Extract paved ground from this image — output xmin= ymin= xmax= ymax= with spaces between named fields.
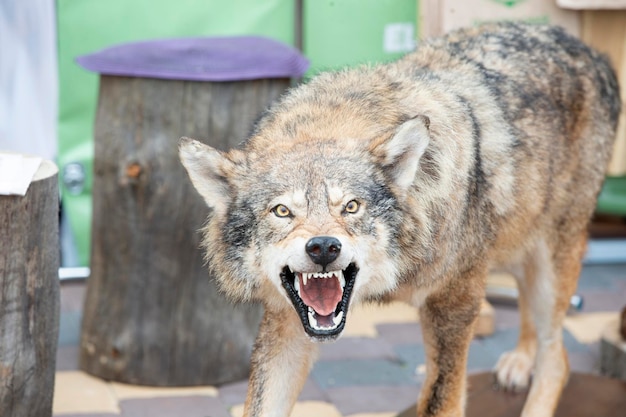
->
xmin=53 ymin=264 xmax=625 ymax=417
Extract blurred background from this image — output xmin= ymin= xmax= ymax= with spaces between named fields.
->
xmin=1 ymin=0 xmax=625 ymax=270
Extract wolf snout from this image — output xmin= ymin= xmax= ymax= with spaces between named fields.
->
xmin=305 ymin=236 xmax=342 ymax=270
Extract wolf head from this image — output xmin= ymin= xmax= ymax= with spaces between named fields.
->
xmin=180 ymin=110 xmax=429 ymax=341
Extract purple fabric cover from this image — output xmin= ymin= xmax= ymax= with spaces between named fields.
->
xmin=76 ymin=36 xmax=309 ymax=81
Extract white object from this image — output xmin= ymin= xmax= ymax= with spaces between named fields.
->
xmin=0 ymin=0 xmax=58 ymax=160
xmin=557 ymin=0 xmax=626 ymax=9
xmin=383 ymin=23 xmax=416 ymax=53
xmin=0 ymin=153 xmax=43 ymax=196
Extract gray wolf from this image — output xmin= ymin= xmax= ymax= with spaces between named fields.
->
xmin=179 ymin=22 xmax=620 ymax=417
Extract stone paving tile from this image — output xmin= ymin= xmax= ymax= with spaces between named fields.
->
xmin=343 ymin=302 xmax=419 ymax=338
xmin=581 ymin=340 xmax=602 ymax=371
xmin=393 ymin=340 xmax=499 ymax=376
xmin=53 ymin=371 xmax=119 ymax=415
xmin=298 ymin=378 xmax=328 ymax=402
xmin=564 ymin=311 xmax=619 ymax=344
xmin=111 ymin=382 xmax=217 ymax=400
xmin=319 ymin=336 xmax=398 ymax=361
xmin=119 ymin=396 xmax=229 ymax=417
xmin=393 ymin=325 xmax=599 ymax=379
xmin=391 ymin=344 xmax=424 ymax=372
xmin=230 ymin=401 xmax=342 ymax=417
xmin=217 ymin=377 xmax=327 ymax=407
xmin=576 ymin=290 xmax=626 ymax=313
xmin=467 ymin=341 xmax=501 ymax=372
xmin=323 ymin=385 xmax=419 ymax=416
xmin=52 ymin=263 xmax=625 ymax=416
xmin=568 ymin=349 xmax=600 ymax=374
xmin=491 ymin=305 xmax=520 ymax=331
xmin=217 ymin=380 xmax=249 ymax=407
xmin=312 ymin=358 xmax=418 ymax=389
xmin=375 ymin=322 xmax=423 ymax=345
xmin=577 ymin=264 xmax=626 ymax=291
xmin=478 ymin=327 xmax=590 ymax=356
xmin=346 ymin=413 xmax=396 ymax=417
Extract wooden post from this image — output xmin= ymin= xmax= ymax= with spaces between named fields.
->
xmin=79 ymin=76 xmax=290 ymax=386
xmin=600 ymin=310 xmax=626 ymax=381
xmin=0 ymin=159 xmax=60 ymax=417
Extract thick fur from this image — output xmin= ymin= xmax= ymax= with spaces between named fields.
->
xmin=180 ymin=22 xmax=620 ymax=417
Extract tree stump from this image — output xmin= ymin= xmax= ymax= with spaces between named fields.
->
xmin=600 ymin=311 xmax=626 ymax=381
xmin=79 ymin=75 xmax=290 ymax=386
xmin=0 ymin=159 xmax=60 ymax=417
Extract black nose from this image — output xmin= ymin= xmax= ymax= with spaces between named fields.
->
xmin=305 ymin=236 xmax=342 ymax=270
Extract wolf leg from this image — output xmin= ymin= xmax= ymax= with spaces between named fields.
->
xmin=417 ymin=269 xmax=485 ymax=417
xmin=522 ymin=231 xmax=587 ymax=417
xmin=243 ymin=307 xmax=318 ymax=417
xmin=494 ymin=262 xmax=537 ymax=391
xmin=516 ymin=234 xmax=585 ymax=417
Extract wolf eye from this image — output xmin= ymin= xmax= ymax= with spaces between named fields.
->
xmin=272 ymin=204 xmax=292 ymax=218
xmin=344 ymin=200 xmax=360 ymax=214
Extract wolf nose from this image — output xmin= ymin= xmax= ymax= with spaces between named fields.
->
xmin=305 ymin=236 xmax=342 ymax=270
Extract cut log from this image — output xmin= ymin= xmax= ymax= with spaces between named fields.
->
xmin=600 ymin=313 xmax=626 ymax=381
xmin=0 ymin=159 xmax=60 ymax=417
xmin=80 ymin=76 xmax=290 ymax=386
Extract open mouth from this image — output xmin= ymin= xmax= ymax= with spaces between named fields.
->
xmin=280 ymin=264 xmax=358 ymax=340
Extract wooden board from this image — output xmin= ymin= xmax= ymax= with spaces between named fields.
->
xmin=420 ymin=0 xmax=580 ymax=38
xmin=581 ymin=10 xmax=626 ymax=176
xmin=558 ymin=0 xmax=626 ymax=9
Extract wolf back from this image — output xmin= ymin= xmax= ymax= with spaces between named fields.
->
xmin=215 ymin=22 xmax=620 ymax=300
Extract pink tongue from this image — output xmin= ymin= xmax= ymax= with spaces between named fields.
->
xmin=299 ymin=274 xmax=343 ymax=316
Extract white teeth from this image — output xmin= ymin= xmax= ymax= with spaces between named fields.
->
xmin=294 ymin=270 xmax=346 ymax=298
xmin=307 ymin=308 xmax=344 ymax=331
xmin=333 ymin=311 xmax=344 ymax=326
xmin=299 ymin=270 xmax=344 ymax=286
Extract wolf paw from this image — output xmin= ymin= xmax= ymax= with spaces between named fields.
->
xmin=494 ymin=349 xmax=534 ymax=391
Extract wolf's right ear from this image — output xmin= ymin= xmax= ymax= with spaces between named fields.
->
xmin=179 ymin=137 xmax=238 ymax=214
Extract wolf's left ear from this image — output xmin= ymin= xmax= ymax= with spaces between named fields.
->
xmin=370 ymin=115 xmax=430 ymax=194
xmin=179 ymin=137 xmax=242 ymax=214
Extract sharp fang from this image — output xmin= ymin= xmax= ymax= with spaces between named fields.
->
xmin=308 ymin=308 xmax=315 ymax=326
xmin=339 ymin=271 xmax=346 ymax=289
xmin=303 ymin=273 xmax=308 ymax=286
xmin=333 ymin=311 xmax=344 ymax=326
xmin=294 ymin=274 xmax=300 ymax=294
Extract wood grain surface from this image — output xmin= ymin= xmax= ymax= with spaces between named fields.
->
xmin=0 ymin=160 xmax=60 ymax=416
xmin=80 ymin=76 xmax=290 ymax=386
